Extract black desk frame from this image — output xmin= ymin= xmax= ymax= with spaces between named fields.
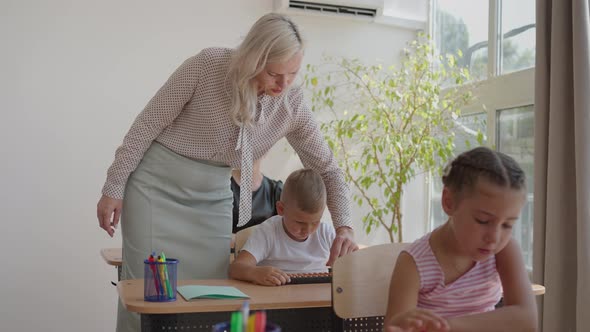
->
xmin=140 ymin=307 xmax=334 ymax=332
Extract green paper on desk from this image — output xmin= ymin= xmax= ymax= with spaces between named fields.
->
xmin=177 ymin=285 xmax=250 ymax=300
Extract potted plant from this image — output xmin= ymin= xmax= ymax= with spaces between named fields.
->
xmin=305 ymin=34 xmax=481 ymax=243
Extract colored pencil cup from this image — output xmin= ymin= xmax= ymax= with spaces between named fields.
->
xmin=143 ymin=258 xmax=178 ymax=302
xmin=211 ymin=322 xmax=280 ymax=332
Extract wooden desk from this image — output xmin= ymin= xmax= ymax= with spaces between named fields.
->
xmin=100 ymin=248 xmax=122 ymax=281
xmin=118 ymin=279 xmax=333 ymax=332
xmin=101 ymin=248 xmax=122 ymax=266
xmin=100 ymin=245 xmax=252 ymax=278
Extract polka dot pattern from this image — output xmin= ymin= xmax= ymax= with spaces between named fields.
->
xmin=102 ymin=47 xmax=352 ymax=229
xmin=236 ymin=123 xmax=253 ymax=228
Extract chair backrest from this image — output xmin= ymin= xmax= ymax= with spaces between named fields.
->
xmin=234 ymin=225 xmax=258 ymax=258
xmin=332 ymin=242 xmax=409 ymax=319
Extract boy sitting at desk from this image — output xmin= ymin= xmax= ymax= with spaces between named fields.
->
xmin=229 ymin=168 xmax=335 ymax=286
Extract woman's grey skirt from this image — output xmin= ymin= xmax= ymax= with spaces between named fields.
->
xmin=116 ymin=142 xmax=232 ymax=332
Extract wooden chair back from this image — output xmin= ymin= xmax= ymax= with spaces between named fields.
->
xmin=234 ymin=225 xmax=258 ymax=258
xmin=332 ymin=242 xmax=409 ymax=319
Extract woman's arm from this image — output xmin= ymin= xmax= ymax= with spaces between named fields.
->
xmin=97 ymin=53 xmax=205 ymax=236
xmin=102 ymin=53 xmax=204 ymax=199
xmin=448 ymin=238 xmax=538 ymax=332
xmin=284 ymin=88 xmax=357 ymax=263
xmin=284 ymin=89 xmax=351 ymax=229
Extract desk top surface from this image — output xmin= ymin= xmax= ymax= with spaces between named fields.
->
xmin=100 ymin=248 xmax=122 ymax=267
xmin=118 ymin=279 xmax=331 ymax=314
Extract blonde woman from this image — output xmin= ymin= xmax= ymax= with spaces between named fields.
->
xmin=96 ymin=13 xmax=358 ymax=332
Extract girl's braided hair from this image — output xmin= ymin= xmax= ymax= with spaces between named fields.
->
xmin=442 ymin=147 xmax=526 ymax=194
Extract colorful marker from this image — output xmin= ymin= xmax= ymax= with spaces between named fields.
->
xmin=247 ymin=314 xmax=256 ymax=332
xmin=231 ymin=311 xmax=243 ymax=332
xmin=157 ymin=255 xmax=168 ymax=297
xmin=161 ymin=252 xmax=173 ymax=298
xmin=148 ymin=254 xmax=160 ymax=296
xmin=241 ymin=300 xmax=250 ymax=329
xmin=258 ymin=311 xmax=266 ymax=332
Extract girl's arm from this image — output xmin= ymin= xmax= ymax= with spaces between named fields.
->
xmin=385 ymin=252 xmax=420 ymax=323
xmin=384 ymin=252 xmax=449 ymax=332
xmin=448 ymin=238 xmax=538 ymax=331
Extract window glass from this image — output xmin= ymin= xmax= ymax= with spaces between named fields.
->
xmin=497 ymin=106 xmax=535 ymax=269
xmin=435 ymin=0 xmax=489 ymax=80
xmin=430 ymin=113 xmax=487 ymax=229
xmin=501 ymin=0 xmax=536 ymax=74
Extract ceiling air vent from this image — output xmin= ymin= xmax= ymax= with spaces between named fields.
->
xmin=273 ymin=0 xmax=426 ymax=30
xmin=286 ymin=0 xmax=378 ymax=18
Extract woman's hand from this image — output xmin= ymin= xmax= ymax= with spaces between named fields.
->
xmin=97 ymin=194 xmax=123 ymax=237
xmin=327 ymin=226 xmax=359 ymax=266
xmin=384 ymin=308 xmax=450 ymax=332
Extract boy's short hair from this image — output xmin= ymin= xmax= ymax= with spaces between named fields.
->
xmin=281 ymin=169 xmax=326 ymax=213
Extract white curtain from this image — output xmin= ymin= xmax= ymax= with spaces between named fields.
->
xmin=533 ymin=0 xmax=590 ymax=331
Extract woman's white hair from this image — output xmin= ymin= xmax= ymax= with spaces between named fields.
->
xmin=227 ymin=13 xmax=305 ymax=126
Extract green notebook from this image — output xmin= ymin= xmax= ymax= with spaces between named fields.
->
xmin=177 ymin=285 xmax=250 ymax=300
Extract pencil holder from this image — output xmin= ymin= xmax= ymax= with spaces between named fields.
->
xmin=143 ymin=258 xmax=178 ymax=302
xmin=211 ymin=322 xmax=280 ymax=332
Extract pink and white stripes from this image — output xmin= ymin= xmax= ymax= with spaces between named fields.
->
xmin=404 ymin=233 xmax=502 ymax=318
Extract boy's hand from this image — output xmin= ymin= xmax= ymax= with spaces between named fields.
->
xmin=327 ymin=226 xmax=359 ymax=266
xmin=252 ymin=266 xmax=291 ymax=286
xmin=385 ymin=309 xmax=450 ymax=332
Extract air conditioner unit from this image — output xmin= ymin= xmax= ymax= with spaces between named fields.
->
xmin=273 ymin=0 xmax=426 ymax=30
xmin=273 ymin=0 xmax=384 ymax=20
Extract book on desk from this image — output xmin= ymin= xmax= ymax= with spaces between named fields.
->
xmin=178 ymin=285 xmax=250 ymax=300
xmin=177 ymin=273 xmax=332 ymax=301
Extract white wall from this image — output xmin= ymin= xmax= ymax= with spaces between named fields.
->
xmin=0 ymin=1 xmax=422 ymax=331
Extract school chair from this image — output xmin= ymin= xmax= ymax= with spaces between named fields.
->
xmin=331 ymin=242 xmax=409 ymax=332
xmin=233 ymin=225 xmax=258 ymax=259
xmin=496 ymin=283 xmax=546 ymax=307
xmin=331 ymin=242 xmax=546 ymax=330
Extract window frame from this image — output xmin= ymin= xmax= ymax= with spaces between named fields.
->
xmin=426 ymin=0 xmax=535 ymax=266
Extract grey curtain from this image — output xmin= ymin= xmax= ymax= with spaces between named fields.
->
xmin=533 ymin=0 xmax=590 ymax=331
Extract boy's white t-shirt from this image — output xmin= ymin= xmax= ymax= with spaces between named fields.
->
xmin=241 ymin=215 xmax=336 ymax=273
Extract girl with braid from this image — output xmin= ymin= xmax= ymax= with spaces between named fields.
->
xmin=384 ymin=147 xmax=537 ymax=332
